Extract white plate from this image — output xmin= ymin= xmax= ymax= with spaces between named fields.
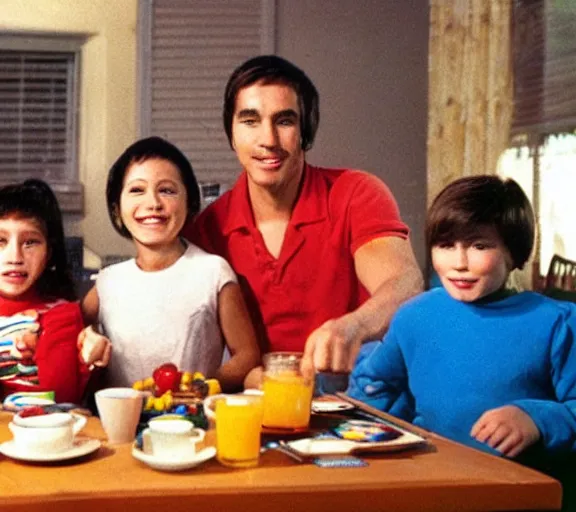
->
xmin=132 ymin=445 xmax=216 ymax=472
xmin=0 ymin=437 xmax=101 ymax=462
xmin=286 ymin=430 xmax=427 ymax=456
xmin=311 ymin=400 xmax=355 ymax=413
xmin=2 ymin=396 xmax=55 ymax=412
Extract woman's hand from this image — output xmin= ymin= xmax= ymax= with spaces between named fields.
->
xmin=470 ymin=405 xmax=540 ymax=457
xmin=77 ymin=325 xmax=111 ymax=368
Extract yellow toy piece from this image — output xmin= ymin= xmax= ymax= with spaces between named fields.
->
xmin=133 ymin=377 xmax=156 ymax=392
xmin=205 ymin=378 xmax=221 ymax=396
xmin=135 ymin=368 xmax=219 ymax=408
xmin=153 ymin=397 xmax=165 ymax=411
xmin=145 ymin=396 xmax=155 ymax=410
xmin=341 ymin=431 xmax=366 ymax=441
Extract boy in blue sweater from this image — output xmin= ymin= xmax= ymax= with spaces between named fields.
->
xmin=349 ymin=176 xmax=576 ymax=464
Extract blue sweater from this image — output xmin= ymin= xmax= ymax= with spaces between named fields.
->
xmin=348 ymin=289 xmax=576 ymax=456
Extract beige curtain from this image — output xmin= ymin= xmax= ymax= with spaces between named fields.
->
xmin=427 ymin=0 xmax=514 ymax=205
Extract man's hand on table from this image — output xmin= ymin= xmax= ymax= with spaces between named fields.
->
xmin=301 ymin=314 xmax=365 ymax=379
xmin=243 ymin=313 xmax=365 ymax=390
xmin=470 ymin=405 xmax=540 ymax=458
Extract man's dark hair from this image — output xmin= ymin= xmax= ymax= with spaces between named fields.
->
xmin=223 ymin=55 xmax=319 ymax=151
xmin=426 ymin=175 xmax=535 ymax=270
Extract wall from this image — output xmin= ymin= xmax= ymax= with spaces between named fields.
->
xmin=276 ymin=0 xmax=429 ymax=267
xmin=1 ymin=0 xmax=138 ymax=261
xmin=2 ymin=0 xmax=429 ymax=269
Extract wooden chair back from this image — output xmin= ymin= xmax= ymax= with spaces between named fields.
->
xmin=545 ymin=254 xmax=576 ymax=291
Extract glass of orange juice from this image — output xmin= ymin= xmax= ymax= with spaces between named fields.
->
xmin=262 ymin=352 xmax=313 ymax=432
xmin=215 ymin=395 xmax=263 ymax=468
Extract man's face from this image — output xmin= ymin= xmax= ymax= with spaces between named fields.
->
xmin=231 ymin=81 xmax=305 ymax=196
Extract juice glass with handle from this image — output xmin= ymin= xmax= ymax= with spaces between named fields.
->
xmin=262 ymin=352 xmax=313 ymax=432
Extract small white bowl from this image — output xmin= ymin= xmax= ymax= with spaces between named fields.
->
xmin=13 ymin=412 xmax=73 ymax=428
xmin=8 ymin=413 xmax=87 ymax=455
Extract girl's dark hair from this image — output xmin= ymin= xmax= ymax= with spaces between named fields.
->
xmin=426 ymin=175 xmax=535 ymax=270
xmin=106 ymin=136 xmax=200 ymax=239
xmin=223 ymin=55 xmax=320 ymax=151
xmin=0 ymin=179 xmax=76 ymax=301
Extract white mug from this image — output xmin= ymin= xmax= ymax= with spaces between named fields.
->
xmin=9 ymin=412 xmax=87 ymax=454
xmin=143 ymin=419 xmax=205 ymax=460
xmin=95 ymin=387 xmax=144 ymax=444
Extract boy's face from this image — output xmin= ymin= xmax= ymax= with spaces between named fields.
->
xmin=432 ymin=227 xmax=512 ymax=302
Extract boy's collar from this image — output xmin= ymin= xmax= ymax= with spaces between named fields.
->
xmin=473 ymin=287 xmax=517 ymax=305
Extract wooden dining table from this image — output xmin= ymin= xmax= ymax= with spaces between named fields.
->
xmin=0 ymin=398 xmax=562 ymax=512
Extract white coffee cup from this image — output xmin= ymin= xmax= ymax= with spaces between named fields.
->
xmin=9 ymin=412 xmax=87 ymax=454
xmin=143 ymin=419 xmax=205 ymax=460
xmin=95 ymin=387 xmax=144 ymax=444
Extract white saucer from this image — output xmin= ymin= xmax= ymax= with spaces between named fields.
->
xmin=132 ymin=445 xmax=216 ymax=472
xmin=311 ymin=399 xmax=355 ymax=413
xmin=0 ymin=437 xmax=101 ymax=462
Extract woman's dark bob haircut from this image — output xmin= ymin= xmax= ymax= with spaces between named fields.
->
xmin=106 ymin=136 xmax=200 ymax=239
xmin=426 ymin=175 xmax=535 ymax=270
xmin=223 ymin=55 xmax=320 ymax=152
xmin=0 ymin=179 xmax=76 ymax=301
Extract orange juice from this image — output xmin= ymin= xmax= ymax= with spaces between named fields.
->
xmin=262 ymin=372 xmax=313 ymax=430
xmin=215 ymin=396 xmax=263 ymax=468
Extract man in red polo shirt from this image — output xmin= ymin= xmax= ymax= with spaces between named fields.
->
xmin=182 ymin=55 xmax=423 ymax=388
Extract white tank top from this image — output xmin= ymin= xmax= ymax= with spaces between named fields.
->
xmin=97 ymin=241 xmax=236 ymax=387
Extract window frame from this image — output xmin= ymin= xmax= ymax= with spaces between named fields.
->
xmin=0 ymin=31 xmax=87 ymax=213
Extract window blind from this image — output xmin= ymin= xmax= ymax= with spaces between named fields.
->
xmin=143 ymin=0 xmax=273 ymax=187
xmin=512 ymin=0 xmax=576 ymax=135
xmin=0 ymin=50 xmax=74 ymax=178
xmin=0 ymin=30 xmax=85 ymax=213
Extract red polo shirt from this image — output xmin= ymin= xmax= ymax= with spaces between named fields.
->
xmin=183 ymin=164 xmax=408 ymax=353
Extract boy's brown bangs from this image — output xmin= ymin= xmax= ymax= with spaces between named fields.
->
xmin=429 ymin=219 xmax=491 ymax=246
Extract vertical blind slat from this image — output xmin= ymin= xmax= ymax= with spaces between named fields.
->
xmin=512 ymin=0 xmax=576 ymax=134
xmin=149 ymin=0 xmax=263 ymax=186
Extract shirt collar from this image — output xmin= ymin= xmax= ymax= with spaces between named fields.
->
xmin=291 ymin=163 xmax=328 ymax=227
xmin=0 ymin=290 xmax=43 ymax=316
xmin=222 ymin=162 xmax=328 ymax=235
xmin=222 ymin=172 xmax=254 ymax=235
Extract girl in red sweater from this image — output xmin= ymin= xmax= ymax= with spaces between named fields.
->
xmin=0 ymin=179 xmax=88 ymax=403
